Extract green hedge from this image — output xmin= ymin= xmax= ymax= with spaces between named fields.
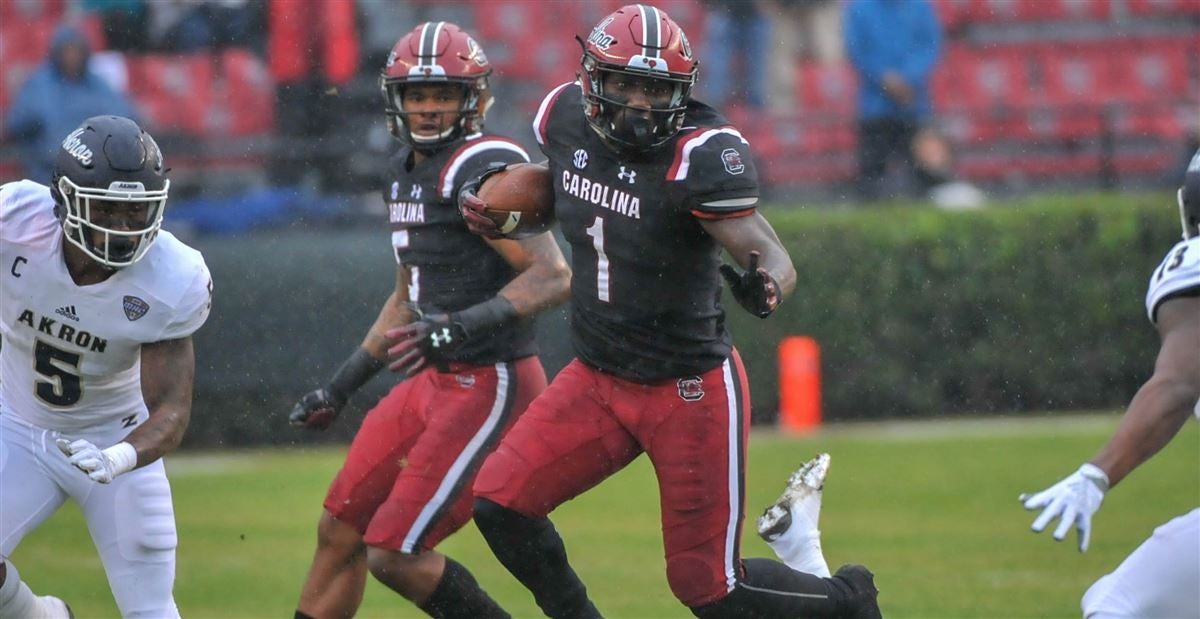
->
xmin=728 ymin=192 xmax=1179 ymax=422
xmin=182 ymin=193 xmax=1180 ymax=447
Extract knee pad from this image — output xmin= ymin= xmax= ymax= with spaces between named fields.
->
xmin=116 ymin=473 xmax=177 ymax=563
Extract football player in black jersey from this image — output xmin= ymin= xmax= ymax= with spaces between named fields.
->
xmin=460 ymin=5 xmax=881 ymax=619
xmin=287 ymin=23 xmax=570 ymax=619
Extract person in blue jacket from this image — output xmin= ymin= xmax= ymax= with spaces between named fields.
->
xmin=5 ymin=25 xmax=139 ymax=183
xmin=843 ymin=0 xmax=941 ymax=202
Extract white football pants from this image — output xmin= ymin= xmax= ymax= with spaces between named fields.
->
xmin=1082 ymin=508 xmax=1200 ymax=619
xmin=0 ymin=413 xmax=181 ymax=618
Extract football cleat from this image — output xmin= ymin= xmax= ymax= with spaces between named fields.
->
xmin=757 ymin=452 xmax=831 ymax=542
xmin=38 ymin=595 xmax=75 ymax=619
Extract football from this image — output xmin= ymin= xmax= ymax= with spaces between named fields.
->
xmin=476 ymin=162 xmax=555 ymax=236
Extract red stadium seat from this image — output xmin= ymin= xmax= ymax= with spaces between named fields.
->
xmin=1108 ymin=39 xmax=1194 ymax=103
xmin=1126 ymin=0 xmax=1200 ymax=16
xmin=126 ymin=54 xmax=214 ymax=136
xmin=934 ymin=45 xmax=1033 ymax=111
xmin=797 ymin=60 xmax=857 ymax=116
xmin=1034 ymin=45 xmax=1115 ymax=107
xmin=218 ymin=49 xmax=274 ymax=136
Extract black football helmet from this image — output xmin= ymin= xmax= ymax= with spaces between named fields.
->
xmin=1179 ymin=148 xmax=1199 ymax=240
xmin=50 ymin=115 xmax=168 ymax=268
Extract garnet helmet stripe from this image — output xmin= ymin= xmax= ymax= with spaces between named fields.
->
xmin=639 ymin=4 xmax=661 ymax=56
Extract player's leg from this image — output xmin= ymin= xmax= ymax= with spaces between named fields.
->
xmin=473 ymin=359 xmax=640 ymax=619
xmin=0 ymin=416 xmax=73 ymax=618
xmin=0 ymin=558 xmax=74 ymax=619
xmin=79 ymin=459 xmax=180 ymax=618
xmin=295 ymin=378 xmax=424 ymax=619
xmin=363 ymin=358 xmax=546 ymax=618
xmin=639 ymin=353 xmax=878 ymax=618
xmin=1081 ymin=508 xmax=1199 ymax=619
xmin=757 ymin=453 xmax=832 ymax=577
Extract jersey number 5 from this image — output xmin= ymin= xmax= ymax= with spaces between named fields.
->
xmin=34 ymin=339 xmax=83 ymax=406
xmin=586 ymin=216 xmax=611 ymax=303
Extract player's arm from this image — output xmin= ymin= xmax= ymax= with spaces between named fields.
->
xmin=57 ymin=336 xmax=196 ymax=483
xmin=386 ymin=232 xmax=570 ymax=373
xmin=701 ymin=212 xmax=797 ymax=318
xmin=289 ymin=266 xmax=415 ymax=430
xmin=1090 ymin=295 xmax=1200 ymax=487
xmin=1021 ymin=293 xmax=1200 ymax=551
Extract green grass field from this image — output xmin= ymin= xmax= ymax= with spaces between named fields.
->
xmin=13 ymin=414 xmax=1198 ymax=618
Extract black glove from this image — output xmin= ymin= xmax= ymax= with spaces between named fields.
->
xmin=288 ymin=388 xmax=346 ymax=430
xmin=719 ymin=251 xmax=781 ymax=319
xmin=289 ymin=348 xmax=383 ymax=430
xmin=387 ymin=310 xmax=467 ymax=375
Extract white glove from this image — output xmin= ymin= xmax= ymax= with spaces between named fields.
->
xmin=1020 ymin=463 xmax=1109 ymax=552
xmin=56 ymin=438 xmax=137 ymax=484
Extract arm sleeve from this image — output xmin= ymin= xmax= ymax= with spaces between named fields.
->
xmin=440 ymin=138 xmax=530 ymax=201
xmin=843 ymin=2 xmax=884 ymax=86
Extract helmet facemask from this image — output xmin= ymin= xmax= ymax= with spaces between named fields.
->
xmin=579 ymin=43 xmax=695 ymax=154
xmin=56 ymin=175 xmax=167 ymax=268
xmin=381 ymin=75 xmax=491 ymax=152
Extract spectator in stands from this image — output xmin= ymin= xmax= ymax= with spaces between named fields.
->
xmin=148 ymin=0 xmax=263 ymax=54
xmin=697 ymin=0 xmax=768 ymax=110
xmin=4 ymin=24 xmax=139 ymax=183
xmin=844 ymin=0 xmax=942 ymax=202
xmin=265 ymin=0 xmax=359 ymax=191
xmin=762 ymin=0 xmax=843 ymax=115
xmin=81 ymin=0 xmax=150 ymax=52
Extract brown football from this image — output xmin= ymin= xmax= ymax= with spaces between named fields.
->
xmin=476 ymin=162 xmax=555 ymax=237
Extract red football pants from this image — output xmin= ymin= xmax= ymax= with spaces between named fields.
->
xmin=474 ymin=352 xmax=752 ymax=606
xmin=325 ymin=356 xmax=545 ymax=553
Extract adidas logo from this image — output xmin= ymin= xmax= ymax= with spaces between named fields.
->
xmin=55 ymin=305 xmax=80 ymax=322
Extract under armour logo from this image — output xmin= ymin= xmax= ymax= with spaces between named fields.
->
xmin=410 ymin=184 xmax=422 ymax=200
xmin=430 ymin=328 xmax=454 ymax=347
xmin=574 ymin=149 xmax=589 ymax=169
xmin=618 ymin=166 xmax=636 ymax=184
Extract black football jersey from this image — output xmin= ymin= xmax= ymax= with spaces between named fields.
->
xmin=533 ymin=83 xmax=760 ymax=381
xmin=384 ymin=134 xmax=534 ymax=364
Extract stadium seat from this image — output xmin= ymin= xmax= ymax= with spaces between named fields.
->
xmin=1126 ymin=0 xmax=1200 ymax=16
xmin=797 ymin=60 xmax=857 ymax=116
xmin=934 ymin=45 xmax=1032 ymax=111
xmin=126 ymin=54 xmax=215 ymax=136
xmin=1108 ymin=39 xmax=1194 ymax=103
xmin=219 ymin=49 xmax=275 ymax=136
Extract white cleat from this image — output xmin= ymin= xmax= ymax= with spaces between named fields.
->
xmin=757 ymin=452 xmax=831 ymax=542
xmin=38 ymin=595 xmax=74 ymax=619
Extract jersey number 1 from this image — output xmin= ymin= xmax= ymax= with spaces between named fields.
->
xmin=34 ymin=339 xmax=83 ymax=406
xmin=586 ymin=217 xmax=611 ymax=303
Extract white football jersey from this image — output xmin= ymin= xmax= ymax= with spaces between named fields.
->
xmin=1144 ymin=235 xmax=1200 ymax=418
xmin=1145 ymin=237 xmax=1200 ymax=324
xmin=0 ymin=180 xmax=212 ymax=436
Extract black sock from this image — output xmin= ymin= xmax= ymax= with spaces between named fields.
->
xmin=690 ymin=559 xmax=842 ymax=619
xmin=294 ymin=612 xmax=316 ymax=619
xmin=419 ymin=557 xmax=510 ymax=619
xmin=473 ymin=498 xmax=602 ymax=619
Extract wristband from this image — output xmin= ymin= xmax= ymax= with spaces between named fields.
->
xmin=102 ymin=442 xmax=139 ymax=478
xmin=451 ymin=296 xmax=519 ymax=339
xmin=328 ymin=348 xmax=386 ymax=401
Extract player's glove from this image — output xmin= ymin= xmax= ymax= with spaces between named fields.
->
xmin=386 ymin=312 xmax=466 ymax=374
xmin=1020 ymin=463 xmax=1109 ymax=552
xmin=56 ymin=438 xmax=137 ymax=484
xmin=457 ymin=162 xmax=509 ymax=239
xmin=289 ymin=348 xmax=384 ymax=430
xmin=288 ymin=388 xmax=346 ymax=431
xmin=719 ymin=251 xmax=781 ymax=319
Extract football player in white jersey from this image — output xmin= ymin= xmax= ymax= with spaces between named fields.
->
xmin=0 ymin=116 xmax=212 ymax=618
xmin=1020 ymin=149 xmax=1200 ymax=618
